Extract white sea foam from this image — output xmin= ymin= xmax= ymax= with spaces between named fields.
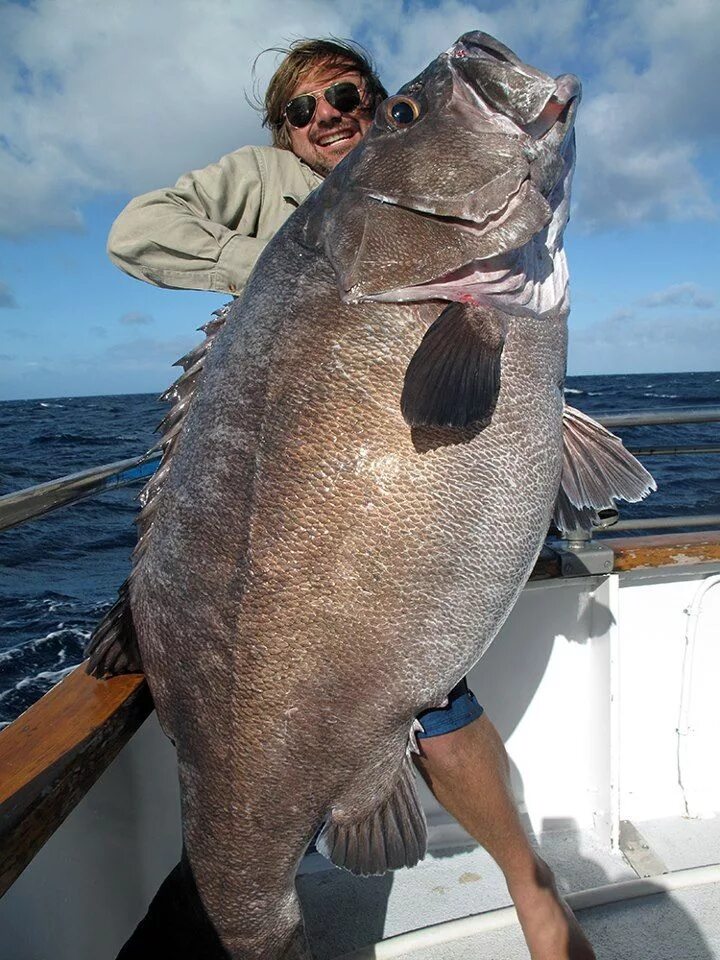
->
xmin=0 ymin=663 xmax=79 ymax=703
xmin=41 ymin=597 xmax=77 ymax=613
xmin=15 ymin=665 xmax=77 ymax=691
xmin=0 ymin=626 xmax=90 ymax=664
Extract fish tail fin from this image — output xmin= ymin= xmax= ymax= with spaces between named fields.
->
xmin=316 ymin=756 xmax=427 ymax=876
xmin=85 ymin=580 xmax=143 ymax=678
xmin=555 ymin=404 xmax=656 ymax=533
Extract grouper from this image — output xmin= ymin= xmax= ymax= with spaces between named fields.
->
xmin=87 ymin=31 xmax=655 ymax=959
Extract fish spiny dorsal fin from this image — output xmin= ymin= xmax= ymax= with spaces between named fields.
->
xmin=553 ymin=404 xmax=657 ymax=534
xmin=85 ymin=302 xmax=233 ymax=679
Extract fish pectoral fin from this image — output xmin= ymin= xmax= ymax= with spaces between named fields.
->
xmin=555 ymin=404 xmax=657 ymax=533
xmin=85 ymin=580 xmax=144 ymax=678
xmin=401 ymin=302 xmax=505 ymax=428
xmin=316 ymin=757 xmax=427 ymax=876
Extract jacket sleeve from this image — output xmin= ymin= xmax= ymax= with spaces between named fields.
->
xmin=107 ymin=147 xmax=269 ymax=295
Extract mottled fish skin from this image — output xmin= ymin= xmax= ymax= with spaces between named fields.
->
xmin=130 ymin=32 xmax=580 ymax=959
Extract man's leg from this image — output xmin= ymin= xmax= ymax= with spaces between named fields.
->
xmin=413 ymin=703 xmax=596 ymax=960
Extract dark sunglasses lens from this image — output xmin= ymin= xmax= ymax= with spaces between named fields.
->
xmin=285 ymin=83 xmax=362 ymax=128
xmin=326 ymin=82 xmax=362 ymax=113
xmin=286 ymin=95 xmax=316 ymax=128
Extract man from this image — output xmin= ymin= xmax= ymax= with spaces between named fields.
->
xmin=109 ymin=39 xmax=595 ymax=960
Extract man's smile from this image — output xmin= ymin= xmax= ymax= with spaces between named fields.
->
xmin=315 ymin=128 xmax=359 ymax=147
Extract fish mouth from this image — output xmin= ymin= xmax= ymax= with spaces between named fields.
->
xmin=335 ymin=32 xmax=579 ymax=310
xmin=449 ymin=31 xmax=582 ymax=136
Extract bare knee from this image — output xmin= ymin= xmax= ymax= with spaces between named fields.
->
xmin=413 ymin=714 xmax=510 ymax=781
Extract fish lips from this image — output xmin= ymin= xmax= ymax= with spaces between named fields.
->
xmin=449 ymin=34 xmax=582 ymax=191
xmin=450 ymin=32 xmax=581 ymax=131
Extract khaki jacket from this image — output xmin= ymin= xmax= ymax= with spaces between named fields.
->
xmin=107 ymin=146 xmax=323 ymax=295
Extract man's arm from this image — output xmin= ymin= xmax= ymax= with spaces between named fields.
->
xmin=107 ymin=146 xmax=270 ymax=296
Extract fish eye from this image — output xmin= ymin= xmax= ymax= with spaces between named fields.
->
xmin=385 ymin=96 xmax=421 ymax=126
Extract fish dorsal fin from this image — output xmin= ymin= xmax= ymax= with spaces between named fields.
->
xmin=554 ymin=404 xmax=656 ymax=533
xmin=316 ymin=756 xmax=427 ymax=876
xmin=401 ymin=301 xmax=505 ymax=429
xmin=85 ymin=303 xmax=233 ymax=678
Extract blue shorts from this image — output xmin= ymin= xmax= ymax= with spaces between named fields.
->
xmin=416 ymin=678 xmax=484 ymax=738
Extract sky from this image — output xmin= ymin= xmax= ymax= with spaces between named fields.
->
xmin=0 ymin=0 xmax=718 ymax=401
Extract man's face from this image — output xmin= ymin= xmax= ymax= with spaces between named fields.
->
xmin=286 ymin=62 xmax=374 ymax=176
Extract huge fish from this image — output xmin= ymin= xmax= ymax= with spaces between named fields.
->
xmin=88 ymin=31 xmax=654 ymax=960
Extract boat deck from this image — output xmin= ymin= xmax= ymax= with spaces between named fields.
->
xmin=298 ymin=817 xmax=720 ymax=958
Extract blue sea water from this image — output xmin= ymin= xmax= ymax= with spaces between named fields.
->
xmin=1 ymin=372 xmax=720 ymax=727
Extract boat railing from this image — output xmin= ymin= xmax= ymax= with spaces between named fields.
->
xmin=2 ymin=405 xmax=720 ymax=534
xmin=1 ymin=405 xmax=720 ymax=897
xmin=0 ymin=452 xmax=161 ymax=533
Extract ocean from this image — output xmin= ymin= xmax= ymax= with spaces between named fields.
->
xmin=1 ymin=371 xmax=720 ymax=727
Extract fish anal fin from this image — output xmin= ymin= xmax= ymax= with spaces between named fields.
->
xmin=555 ymin=404 xmax=657 ymax=533
xmin=316 ymin=757 xmax=427 ymax=876
xmin=85 ymin=581 xmax=143 ymax=678
xmin=401 ymin=302 xmax=505 ymax=429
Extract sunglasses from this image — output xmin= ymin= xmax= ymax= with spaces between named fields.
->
xmin=284 ymin=81 xmax=364 ymax=129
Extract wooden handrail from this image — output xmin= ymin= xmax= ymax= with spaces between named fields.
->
xmin=603 ymin=530 xmax=720 ymax=572
xmin=0 ymin=666 xmax=151 ymax=896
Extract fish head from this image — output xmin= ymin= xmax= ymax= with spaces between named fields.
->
xmin=307 ymin=31 xmax=581 ymax=310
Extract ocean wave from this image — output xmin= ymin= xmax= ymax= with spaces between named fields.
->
xmin=30 ymin=433 xmax=131 ymax=447
xmin=0 ymin=626 xmax=90 ymax=665
xmin=643 ymin=392 xmax=679 ymax=399
xmin=0 ymin=664 xmax=77 ymax=704
xmin=564 ymin=388 xmax=584 ymax=395
xmin=1 ymin=592 xmax=76 ymax=620
xmin=40 ymin=597 xmax=78 ymax=614
xmin=39 ymin=402 xmax=65 ymax=409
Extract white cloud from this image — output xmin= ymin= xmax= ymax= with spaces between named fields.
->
xmin=572 ymin=0 xmax=720 ymax=229
xmin=119 ymin=311 xmax=154 ymax=326
xmin=570 ymin=277 xmax=720 ymax=373
xmin=105 ymin=335 xmax=197 ymax=370
xmin=637 ymin=282 xmax=715 ymax=310
xmin=0 ymin=332 xmax=199 ymax=401
xmin=569 ymin=307 xmax=720 ymax=374
xmin=0 ymin=0 xmax=717 ymax=237
xmin=607 ymin=307 xmax=635 ymax=323
xmin=0 ymin=0 xmax=352 ymax=236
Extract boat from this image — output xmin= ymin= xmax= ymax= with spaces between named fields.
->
xmin=1 ymin=406 xmax=719 ymax=959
